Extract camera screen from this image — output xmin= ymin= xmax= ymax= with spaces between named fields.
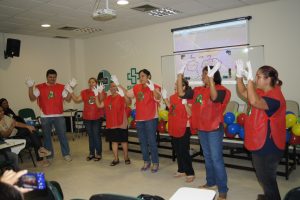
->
xmin=20 ymin=172 xmax=46 ymax=190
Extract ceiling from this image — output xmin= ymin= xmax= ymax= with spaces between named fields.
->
xmin=0 ymin=0 xmax=277 ymax=39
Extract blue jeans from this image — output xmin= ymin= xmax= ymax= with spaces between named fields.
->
xmin=198 ymin=126 xmax=228 ymax=194
xmin=136 ymin=118 xmax=159 ymax=164
xmin=41 ymin=117 xmax=70 ymax=157
xmin=84 ymin=119 xmax=102 ymax=156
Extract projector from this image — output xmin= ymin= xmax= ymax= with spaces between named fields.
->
xmin=92 ymin=8 xmax=116 ymax=21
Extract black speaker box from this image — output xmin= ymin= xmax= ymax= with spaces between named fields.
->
xmin=4 ymin=38 xmax=21 ymax=59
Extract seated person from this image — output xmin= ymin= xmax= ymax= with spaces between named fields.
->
xmin=0 ymin=106 xmax=51 ymax=167
xmin=0 ymin=98 xmax=24 ymax=123
xmin=0 ymin=146 xmax=19 ymax=171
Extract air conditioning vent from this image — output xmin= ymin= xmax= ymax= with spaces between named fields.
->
xmin=131 ymin=4 xmax=159 ymax=12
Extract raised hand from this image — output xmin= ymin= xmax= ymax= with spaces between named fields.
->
xmin=146 ymin=80 xmax=155 ymax=91
xmin=245 ymin=61 xmax=254 ymax=81
xmin=64 ymin=84 xmax=73 ymax=93
xmin=207 ymin=61 xmax=221 ymax=78
xmin=25 ymin=78 xmax=35 ymax=87
xmin=116 ymin=87 xmax=124 ymax=97
xmin=68 ymin=78 xmax=77 ymax=88
xmin=235 ymin=59 xmax=244 ymax=78
xmin=161 ymin=88 xmax=167 ymax=99
xmin=111 ymin=75 xmax=119 ymax=86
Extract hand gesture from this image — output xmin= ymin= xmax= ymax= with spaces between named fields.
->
xmin=92 ymin=86 xmax=99 ymax=96
xmin=182 ymin=99 xmax=187 ymax=105
xmin=146 ymin=80 xmax=155 ymax=91
xmin=0 ymin=170 xmax=33 ymax=193
xmin=235 ymin=59 xmax=244 ymax=78
xmin=64 ymin=84 xmax=73 ymax=93
xmin=111 ymin=75 xmax=119 ymax=86
xmin=161 ymin=88 xmax=167 ymax=99
xmin=207 ymin=61 xmax=221 ymax=78
xmin=25 ymin=78 xmax=35 ymax=87
xmin=244 ymin=61 xmax=254 ymax=81
xmin=116 ymin=87 xmax=124 ymax=97
xmin=68 ymin=78 xmax=77 ymax=88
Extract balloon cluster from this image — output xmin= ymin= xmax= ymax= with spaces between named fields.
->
xmin=223 ymin=112 xmax=247 ymax=139
xmin=157 ymin=109 xmax=169 ymax=133
xmin=286 ymin=111 xmax=300 ymax=145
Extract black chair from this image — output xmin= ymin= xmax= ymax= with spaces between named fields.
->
xmin=74 ymin=110 xmax=86 ymax=139
xmin=284 ymin=187 xmax=300 ymax=200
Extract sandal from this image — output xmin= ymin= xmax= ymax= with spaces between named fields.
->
xmin=140 ymin=162 xmax=151 ymax=171
xmin=110 ymin=159 xmax=120 ymax=166
xmin=94 ymin=155 xmax=102 ymax=161
xmin=173 ymin=172 xmax=186 ymax=178
xmin=125 ymin=159 xmax=131 ymax=165
xmin=151 ymin=163 xmax=159 ymax=173
xmin=185 ymin=175 xmax=195 ymax=183
xmin=86 ymin=155 xmax=95 ymax=161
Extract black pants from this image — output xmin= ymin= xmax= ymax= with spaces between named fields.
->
xmin=252 ymin=152 xmax=283 ymax=200
xmin=172 ymin=128 xmax=194 ymax=176
xmin=15 ymin=128 xmax=43 ymax=161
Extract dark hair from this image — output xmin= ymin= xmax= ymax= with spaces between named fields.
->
xmin=258 ymin=65 xmax=282 ymax=87
xmin=0 ymin=98 xmax=7 ymax=106
xmin=46 ymin=69 xmax=57 ymax=77
xmin=203 ymin=66 xmax=222 ymax=85
xmin=0 ymin=182 xmax=24 ymax=200
xmin=88 ymin=77 xmax=97 ymax=83
xmin=138 ymin=69 xmax=151 ymax=79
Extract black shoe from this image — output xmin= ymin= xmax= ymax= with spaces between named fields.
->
xmin=257 ymin=194 xmax=267 ymax=200
xmin=110 ymin=159 xmax=119 ymax=166
xmin=125 ymin=159 xmax=131 ymax=165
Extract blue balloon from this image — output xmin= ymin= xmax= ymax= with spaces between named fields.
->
xmin=131 ymin=109 xmax=136 ymax=119
xmin=286 ymin=129 xmax=291 ymax=143
xmin=238 ymin=127 xmax=245 ymax=139
xmin=227 ymin=123 xmax=240 ymax=135
xmin=224 ymin=112 xmax=235 ymax=125
xmin=286 ymin=111 xmax=295 ymax=115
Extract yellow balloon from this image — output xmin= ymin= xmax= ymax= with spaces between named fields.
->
xmin=165 ymin=122 xmax=168 ymax=132
xmin=159 ymin=110 xmax=169 ymax=121
xmin=292 ymin=123 xmax=300 ymax=136
xmin=286 ymin=114 xmax=297 ymax=128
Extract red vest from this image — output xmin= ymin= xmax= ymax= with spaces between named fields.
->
xmin=168 ymin=93 xmax=190 ymax=137
xmin=244 ymin=86 xmax=286 ymax=151
xmin=191 ymin=85 xmax=231 ymax=131
xmin=133 ymin=84 xmax=161 ymax=121
xmin=81 ymin=89 xmax=101 ymax=120
xmin=36 ymin=83 xmax=64 ymax=115
xmin=104 ymin=95 xmax=126 ymax=128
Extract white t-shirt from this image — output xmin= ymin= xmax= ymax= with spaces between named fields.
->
xmin=0 ymin=115 xmax=18 ymax=137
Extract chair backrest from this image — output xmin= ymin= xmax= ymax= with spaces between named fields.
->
xmin=225 ymin=101 xmax=239 ymax=113
xmin=286 ymin=100 xmax=299 ymax=116
xmin=18 ymin=108 xmax=37 ymax=120
xmin=90 ymin=194 xmax=139 ymax=200
xmin=284 ymin=187 xmax=300 ymax=200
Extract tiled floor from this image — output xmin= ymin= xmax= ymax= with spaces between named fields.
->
xmin=20 ymin=133 xmax=300 ymax=200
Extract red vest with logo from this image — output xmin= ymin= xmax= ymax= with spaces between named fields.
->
xmin=244 ymin=86 xmax=286 ymax=151
xmin=104 ymin=95 xmax=126 ymax=128
xmin=191 ymin=85 xmax=231 ymax=131
xmin=133 ymin=84 xmax=161 ymax=121
xmin=36 ymin=83 xmax=65 ymax=115
xmin=168 ymin=93 xmax=191 ymax=137
xmin=81 ymin=89 xmax=101 ymax=120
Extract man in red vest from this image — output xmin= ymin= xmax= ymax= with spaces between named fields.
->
xmin=26 ymin=69 xmax=74 ymax=163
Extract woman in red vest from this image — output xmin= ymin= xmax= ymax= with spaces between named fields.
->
xmin=178 ymin=61 xmax=231 ymax=200
xmin=95 ymin=79 xmax=131 ymax=166
xmin=115 ymin=69 xmax=161 ymax=172
xmin=162 ymin=77 xmax=195 ymax=183
xmin=67 ymin=77 xmax=103 ymax=161
xmin=236 ymin=60 xmax=286 ymax=200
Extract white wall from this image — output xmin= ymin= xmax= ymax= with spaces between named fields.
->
xmin=1 ymin=0 xmax=299 ymax=114
xmin=0 ymin=34 xmax=77 ymax=114
xmin=84 ymin=0 xmax=300 ymax=108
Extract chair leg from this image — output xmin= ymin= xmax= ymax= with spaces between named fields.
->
xmin=28 ymin=148 xmax=36 ymax=167
xmin=18 ymin=154 xmax=24 ymax=163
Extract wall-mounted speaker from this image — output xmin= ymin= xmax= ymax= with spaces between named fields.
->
xmin=4 ymin=38 xmax=21 ymax=59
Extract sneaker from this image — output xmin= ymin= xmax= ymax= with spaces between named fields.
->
xmin=64 ymin=155 xmax=72 ymax=162
xmin=198 ymin=184 xmax=217 ymax=190
xmin=173 ymin=172 xmax=186 ymax=178
xmin=217 ymin=193 xmax=227 ymax=200
xmin=38 ymin=147 xmax=52 ymax=158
